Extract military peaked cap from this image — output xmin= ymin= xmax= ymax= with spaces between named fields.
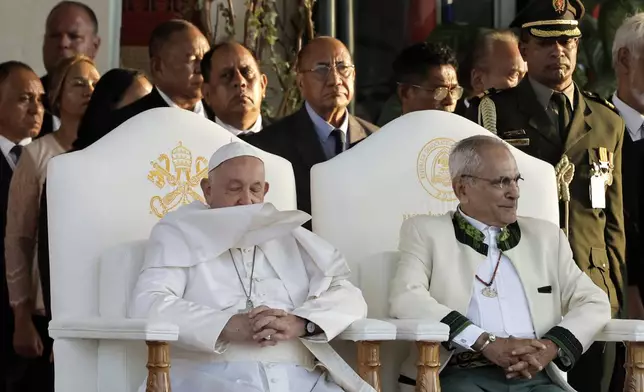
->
xmin=510 ymin=0 xmax=585 ymax=39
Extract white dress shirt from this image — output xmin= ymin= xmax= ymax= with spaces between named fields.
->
xmin=612 ymin=93 xmax=644 ymax=141
xmin=453 ymin=211 xmax=536 ymax=350
xmin=0 ymin=135 xmax=31 ymax=170
xmin=157 ymin=87 xmax=207 ymax=118
xmin=215 ymin=115 xmax=263 ymax=136
xmin=52 ymin=115 xmax=61 ymax=132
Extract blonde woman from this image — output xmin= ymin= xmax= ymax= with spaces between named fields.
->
xmin=5 ymin=55 xmax=99 ymax=368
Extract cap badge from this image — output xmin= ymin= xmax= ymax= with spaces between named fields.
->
xmin=553 ymin=0 xmax=566 ymax=14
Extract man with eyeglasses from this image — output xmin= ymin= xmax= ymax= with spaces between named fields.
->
xmin=377 ymin=42 xmax=462 ymax=126
xmin=243 ymin=36 xmax=378 ymax=226
xmin=466 ymin=1 xmax=626 ymax=391
xmin=390 ymin=135 xmax=610 ymax=392
xmin=395 ymin=42 xmax=462 ymax=114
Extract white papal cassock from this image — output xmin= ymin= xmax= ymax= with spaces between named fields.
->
xmin=129 ymin=201 xmax=372 ymax=392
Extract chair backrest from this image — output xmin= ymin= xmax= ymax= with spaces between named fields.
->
xmin=47 ymin=108 xmax=297 ymax=392
xmin=311 ymin=110 xmax=559 ymax=391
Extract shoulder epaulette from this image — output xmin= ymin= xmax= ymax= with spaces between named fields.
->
xmin=582 ymin=90 xmax=618 ymax=113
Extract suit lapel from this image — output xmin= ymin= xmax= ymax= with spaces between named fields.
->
xmin=292 ymin=106 xmax=328 ymax=169
xmin=260 ymin=237 xmax=308 ymax=306
xmin=0 ymin=153 xmax=12 ymax=185
xmin=516 ymin=79 xmax=562 ymax=149
xmin=453 ymin=245 xmax=486 ymax=314
xmin=149 ymin=88 xmax=171 ymax=108
xmin=348 ymin=115 xmax=367 ymax=144
xmin=203 ymin=99 xmax=215 ymax=121
xmin=563 ymin=88 xmax=592 ymax=154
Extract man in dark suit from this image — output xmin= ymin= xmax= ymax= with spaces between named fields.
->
xmin=0 ymin=61 xmax=46 ymax=392
xmin=106 ymin=20 xmax=211 ymax=134
xmin=466 ymin=1 xmax=625 ymax=391
xmin=611 ymin=12 xmax=644 ymax=320
xmin=394 ymin=42 xmax=462 ymax=115
xmin=39 ymin=1 xmax=101 ymax=138
xmin=243 ymin=37 xmax=378 ymax=222
xmin=200 ymin=42 xmax=269 ymax=135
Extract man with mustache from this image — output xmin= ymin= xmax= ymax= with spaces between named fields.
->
xmin=200 ymin=42 xmax=269 ymax=135
xmin=242 ymin=37 xmax=378 ymax=226
xmin=466 ymin=1 xmax=626 ymax=391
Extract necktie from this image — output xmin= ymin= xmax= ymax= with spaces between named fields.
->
xmin=10 ymin=144 xmax=23 ymax=165
xmin=550 ymin=92 xmax=570 ymax=141
xmin=330 ymin=129 xmax=345 ymax=157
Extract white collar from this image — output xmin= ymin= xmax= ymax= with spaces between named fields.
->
xmin=458 ymin=207 xmax=501 ymax=237
xmin=612 ymin=93 xmax=644 ymax=141
xmin=156 ymin=87 xmax=206 ymax=118
xmin=215 ymin=115 xmax=263 ymax=136
xmin=0 ymin=134 xmax=31 ymax=169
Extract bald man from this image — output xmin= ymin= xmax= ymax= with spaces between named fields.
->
xmin=39 ymin=1 xmax=101 ymax=137
xmin=200 ymin=42 xmax=269 ymax=135
xmin=242 ymin=37 xmax=378 ymax=223
xmin=105 ymin=19 xmax=211 ymax=137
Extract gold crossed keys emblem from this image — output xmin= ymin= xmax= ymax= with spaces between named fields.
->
xmin=147 ymin=142 xmax=208 ymax=218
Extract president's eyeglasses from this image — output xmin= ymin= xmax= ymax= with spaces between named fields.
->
xmin=461 ymin=174 xmax=524 ymax=190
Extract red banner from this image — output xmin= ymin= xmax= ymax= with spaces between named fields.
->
xmin=121 ymin=0 xmax=183 ymax=46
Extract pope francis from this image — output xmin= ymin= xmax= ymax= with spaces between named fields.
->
xmin=389 ymin=135 xmax=611 ymax=392
xmin=129 ymin=142 xmax=371 ymax=392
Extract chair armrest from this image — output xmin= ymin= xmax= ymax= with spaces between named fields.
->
xmin=336 ymin=318 xmax=397 ymax=341
xmin=49 ymin=317 xmax=179 ymax=341
xmin=595 ymin=319 xmax=644 ymax=342
xmin=386 ymin=318 xmax=449 ymax=341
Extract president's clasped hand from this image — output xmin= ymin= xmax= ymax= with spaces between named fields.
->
xmin=479 ymin=336 xmax=558 ymax=380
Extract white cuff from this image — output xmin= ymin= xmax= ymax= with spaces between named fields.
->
xmin=453 ymin=324 xmax=486 ymax=350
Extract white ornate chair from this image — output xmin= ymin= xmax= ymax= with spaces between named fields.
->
xmin=310 ymin=110 xmax=644 ymax=392
xmin=46 ymin=108 xmax=395 ymax=392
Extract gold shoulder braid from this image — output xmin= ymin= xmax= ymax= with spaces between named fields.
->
xmin=478 ymin=96 xmax=498 ymax=135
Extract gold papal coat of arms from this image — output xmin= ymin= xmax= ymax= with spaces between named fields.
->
xmin=147 ymin=142 xmax=208 ymax=218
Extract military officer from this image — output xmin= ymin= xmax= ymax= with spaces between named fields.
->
xmin=466 ymin=1 xmax=626 ymax=391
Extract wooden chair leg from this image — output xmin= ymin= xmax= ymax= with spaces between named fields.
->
xmin=624 ymin=341 xmax=644 ymax=392
xmin=146 ymin=341 xmax=171 ymax=392
xmin=357 ymin=341 xmax=382 ymax=392
xmin=416 ymin=341 xmax=441 ymax=392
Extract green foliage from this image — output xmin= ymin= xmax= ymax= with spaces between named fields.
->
xmin=574 ymin=0 xmax=644 ymax=97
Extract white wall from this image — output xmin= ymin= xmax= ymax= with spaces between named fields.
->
xmin=0 ymin=0 xmax=120 ymax=76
